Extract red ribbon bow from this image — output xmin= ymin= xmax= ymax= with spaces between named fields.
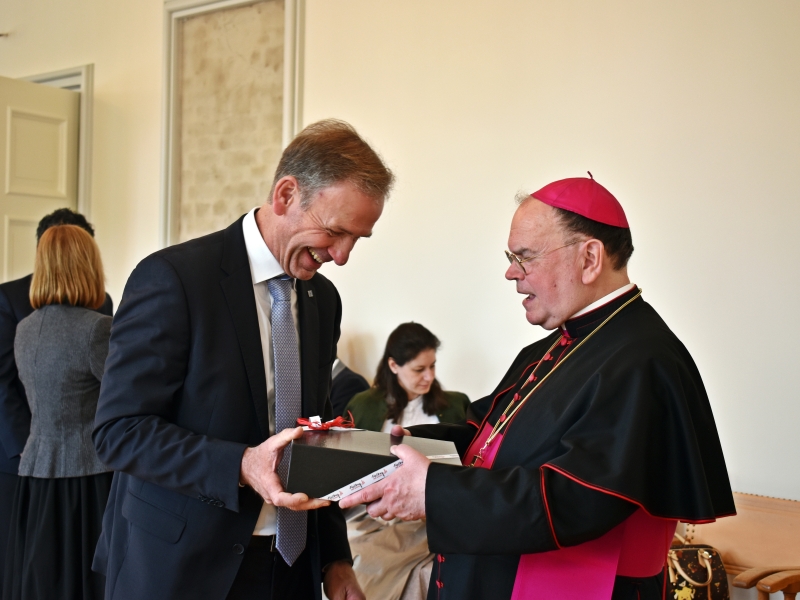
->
xmin=296 ymin=413 xmax=356 ymax=430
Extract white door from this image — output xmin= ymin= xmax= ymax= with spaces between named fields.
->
xmin=0 ymin=76 xmax=79 ymax=282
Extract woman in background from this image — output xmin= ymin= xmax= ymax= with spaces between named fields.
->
xmin=346 ymin=322 xmax=469 ymax=432
xmin=3 ymin=225 xmax=112 ymax=600
xmin=344 ymin=322 xmax=469 ymax=600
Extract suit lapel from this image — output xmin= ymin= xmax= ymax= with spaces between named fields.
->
xmin=219 ymin=218 xmax=270 ymax=440
xmin=296 ymin=278 xmax=319 ymax=419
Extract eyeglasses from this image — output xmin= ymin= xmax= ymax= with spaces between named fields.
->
xmin=504 ymin=241 xmax=580 ymax=274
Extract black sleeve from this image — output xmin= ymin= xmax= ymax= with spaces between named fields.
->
xmin=318 ymin=502 xmax=352 ymax=569
xmin=408 ymin=422 xmax=477 ymax=457
xmin=330 ymin=374 xmax=370 ymax=417
xmin=425 ymin=463 xmax=636 ymax=555
xmin=99 ymin=293 xmax=114 ymax=316
xmin=0 ymin=288 xmax=30 ymax=460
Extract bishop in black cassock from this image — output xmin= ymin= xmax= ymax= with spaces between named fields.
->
xmin=340 ymin=175 xmax=734 ymax=600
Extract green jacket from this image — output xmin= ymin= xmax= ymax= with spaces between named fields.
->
xmin=345 ymin=387 xmax=471 ymax=432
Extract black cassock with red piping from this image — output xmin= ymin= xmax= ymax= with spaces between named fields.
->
xmin=409 ymin=287 xmax=735 ymax=600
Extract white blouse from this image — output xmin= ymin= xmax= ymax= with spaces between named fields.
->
xmin=380 ymin=396 xmax=440 ymax=432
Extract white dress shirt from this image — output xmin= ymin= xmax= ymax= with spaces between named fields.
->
xmin=242 ymin=207 xmax=301 ymax=536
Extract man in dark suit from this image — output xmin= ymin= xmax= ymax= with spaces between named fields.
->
xmin=92 ymin=120 xmax=393 ymax=600
xmin=0 ymin=209 xmax=113 ymax=585
xmin=330 ymin=358 xmax=370 ymax=418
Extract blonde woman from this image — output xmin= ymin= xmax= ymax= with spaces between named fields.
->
xmin=3 ymin=225 xmax=112 ymax=600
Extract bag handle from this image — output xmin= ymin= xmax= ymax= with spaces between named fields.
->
xmin=673 ymin=523 xmax=695 ymax=547
xmin=667 ymin=549 xmax=714 ymax=587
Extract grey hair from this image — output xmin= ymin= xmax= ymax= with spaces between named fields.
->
xmin=515 ymin=190 xmax=533 ymax=205
xmin=269 ymin=119 xmax=394 ymax=208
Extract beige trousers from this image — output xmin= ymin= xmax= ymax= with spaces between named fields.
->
xmin=345 ymin=506 xmax=433 ymax=600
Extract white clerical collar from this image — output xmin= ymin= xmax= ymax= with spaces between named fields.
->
xmin=243 ymin=208 xmax=285 ymax=284
xmin=569 ymin=283 xmax=637 ymax=320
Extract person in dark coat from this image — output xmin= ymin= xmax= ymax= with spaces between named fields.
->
xmin=0 ymin=209 xmax=112 ymax=587
xmin=3 ymin=225 xmax=113 ymax=600
xmin=91 ymin=120 xmax=393 ymax=600
xmin=329 ymin=359 xmax=369 ymax=418
xmin=341 ymin=175 xmax=735 ymax=600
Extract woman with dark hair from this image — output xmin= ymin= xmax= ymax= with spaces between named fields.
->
xmin=346 ymin=322 xmax=469 ymax=432
xmin=3 ymin=225 xmax=112 ymax=600
xmin=343 ymin=323 xmax=469 ymax=600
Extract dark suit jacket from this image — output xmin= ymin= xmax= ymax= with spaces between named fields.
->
xmin=92 ymin=217 xmax=350 ymax=600
xmin=0 ymin=274 xmax=112 ymax=474
xmin=330 ymin=365 xmax=369 ymax=417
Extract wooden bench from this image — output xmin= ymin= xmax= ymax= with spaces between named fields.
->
xmin=689 ymin=492 xmax=800 ymax=598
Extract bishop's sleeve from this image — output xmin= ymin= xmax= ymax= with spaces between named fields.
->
xmin=425 ymin=463 xmax=636 ymax=555
xmin=408 ymin=422 xmax=477 ymax=457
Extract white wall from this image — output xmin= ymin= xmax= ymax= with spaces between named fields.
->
xmin=0 ymin=0 xmax=164 ymax=305
xmin=0 ymin=0 xmax=798 ymax=506
xmin=303 ymin=0 xmax=800 ymax=502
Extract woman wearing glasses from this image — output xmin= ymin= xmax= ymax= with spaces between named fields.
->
xmin=344 ymin=322 xmax=469 ymax=600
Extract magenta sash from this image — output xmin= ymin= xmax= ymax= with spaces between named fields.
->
xmin=464 ymin=424 xmax=677 ymax=600
xmin=511 ymin=523 xmax=624 ymax=599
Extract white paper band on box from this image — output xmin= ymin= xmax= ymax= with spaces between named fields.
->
xmin=321 ymin=453 xmax=460 ymax=501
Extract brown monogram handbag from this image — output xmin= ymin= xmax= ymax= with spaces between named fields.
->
xmin=667 ymin=529 xmax=729 ymax=600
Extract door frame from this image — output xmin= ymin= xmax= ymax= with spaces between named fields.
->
xmin=20 ymin=64 xmax=95 ymax=219
xmin=160 ymin=0 xmax=305 ymax=247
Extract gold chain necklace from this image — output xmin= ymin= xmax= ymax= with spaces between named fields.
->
xmin=469 ymin=289 xmax=643 ymax=467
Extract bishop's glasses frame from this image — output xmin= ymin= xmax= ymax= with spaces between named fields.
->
xmin=504 ymin=240 xmax=580 ymax=274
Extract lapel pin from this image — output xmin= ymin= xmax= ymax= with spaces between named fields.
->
xmin=308 ymin=290 xmax=314 ymax=297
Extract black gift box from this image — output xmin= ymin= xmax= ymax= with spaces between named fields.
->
xmin=285 ymin=429 xmax=461 ymax=500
